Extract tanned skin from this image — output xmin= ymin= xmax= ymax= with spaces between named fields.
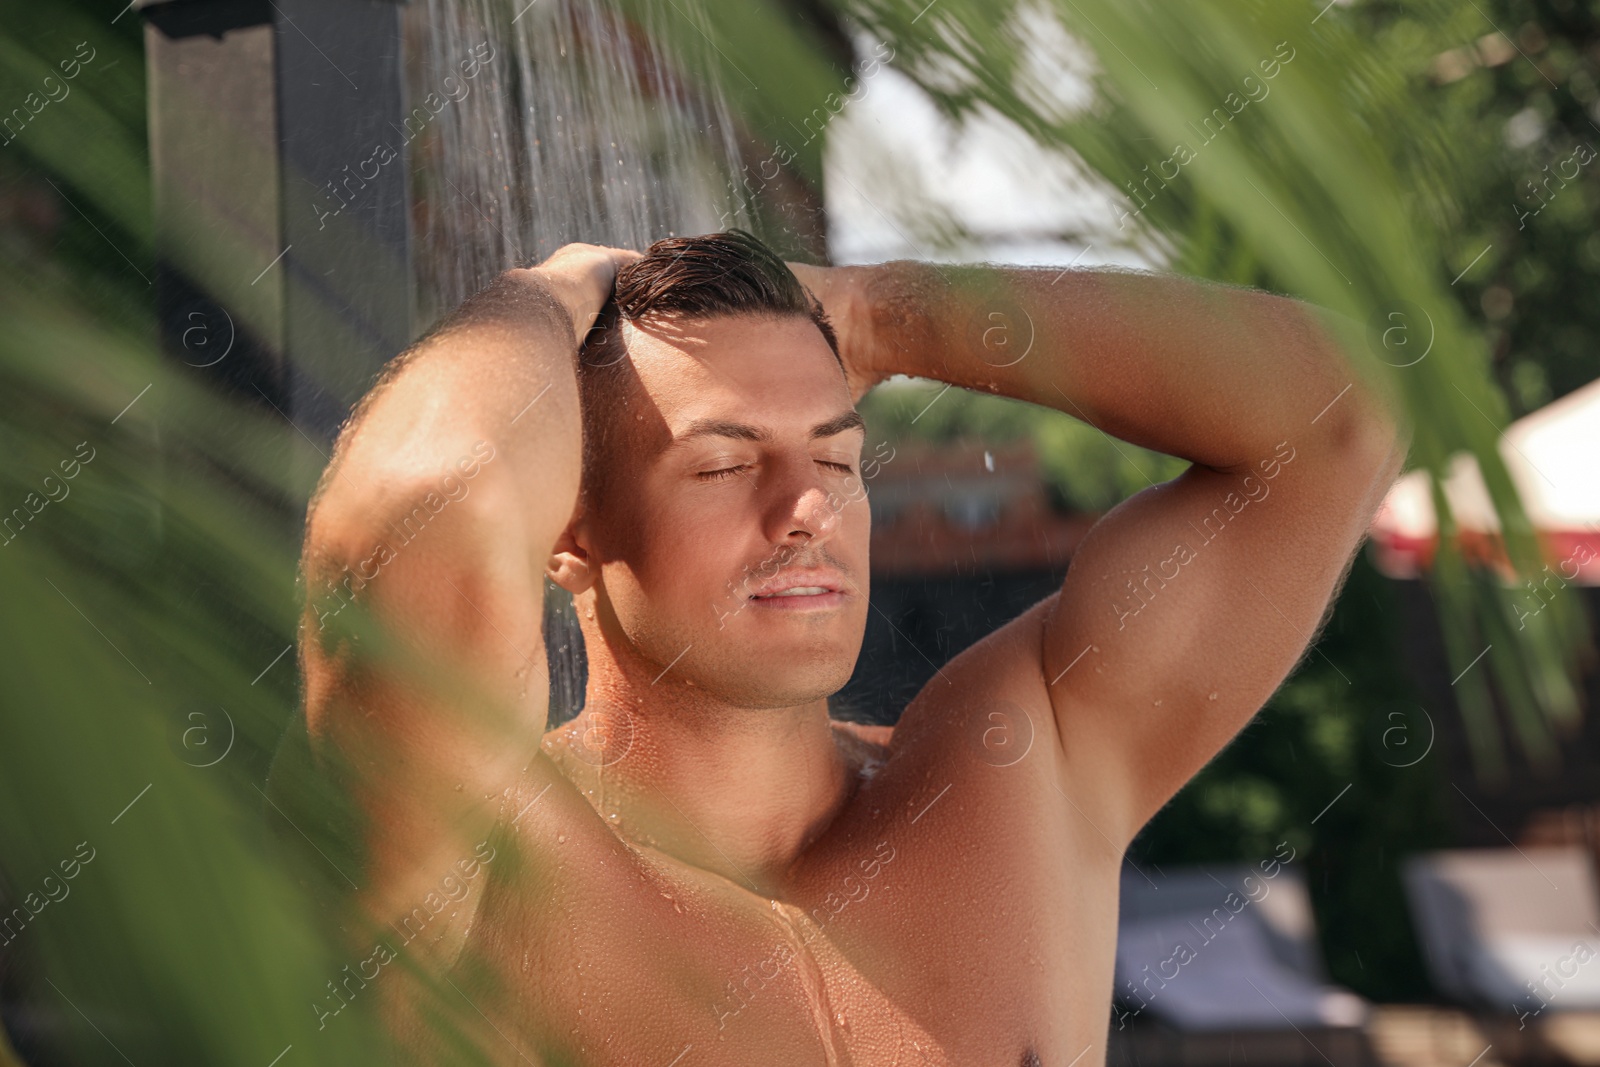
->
xmin=298 ymin=243 xmax=1405 ymax=1065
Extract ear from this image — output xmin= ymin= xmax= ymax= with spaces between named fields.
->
xmin=546 ymin=513 xmax=595 ymax=595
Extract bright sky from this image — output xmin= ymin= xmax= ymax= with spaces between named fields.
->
xmin=824 ymin=57 xmax=1154 ymax=272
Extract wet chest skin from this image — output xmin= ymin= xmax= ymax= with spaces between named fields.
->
xmin=454 ymin=729 xmax=1113 ymax=1062
xmin=458 ymin=682 xmax=1120 ymax=1066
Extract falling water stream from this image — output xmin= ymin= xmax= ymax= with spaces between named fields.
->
xmin=401 ymin=0 xmax=754 ymax=725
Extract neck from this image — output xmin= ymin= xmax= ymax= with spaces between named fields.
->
xmin=543 ymin=675 xmax=855 ymax=898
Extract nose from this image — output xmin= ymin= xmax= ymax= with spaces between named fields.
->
xmin=792 ymin=486 xmax=841 ymax=542
xmin=764 ymin=460 xmax=843 ymax=547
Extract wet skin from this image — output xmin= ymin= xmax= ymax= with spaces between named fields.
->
xmin=299 ymin=247 xmax=1405 ymax=1065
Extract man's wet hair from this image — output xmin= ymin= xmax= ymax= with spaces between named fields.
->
xmin=577 ymin=230 xmax=844 ymax=503
xmin=581 ymin=228 xmax=839 ymax=367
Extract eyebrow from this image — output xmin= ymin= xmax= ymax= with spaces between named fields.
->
xmin=675 ymin=410 xmax=865 ymax=445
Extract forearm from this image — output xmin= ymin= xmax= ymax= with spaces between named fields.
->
xmin=840 ymin=260 xmax=1390 ymax=470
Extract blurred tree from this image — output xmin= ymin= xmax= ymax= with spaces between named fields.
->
xmin=1359 ymin=0 xmax=1600 ymax=415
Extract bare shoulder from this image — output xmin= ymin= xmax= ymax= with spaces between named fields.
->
xmin=807 ymin=592 xmax=1070 ymax=860
xmin=792 ymin=592 xmax=1113 ymax=1040
xmin=821 ymin=592 xmax=1062 ymax=797
xmin=885 ymin=591 xmax=1062 ymax=766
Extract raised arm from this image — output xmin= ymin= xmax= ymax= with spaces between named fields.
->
xmin=297 ymin=245 xmax=633 ymax=953
xmin=794 ymin=260 xmax=1406 ymax=845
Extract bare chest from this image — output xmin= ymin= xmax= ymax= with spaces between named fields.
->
xmin=460 ymin=761 xmax=1120 ymax=1067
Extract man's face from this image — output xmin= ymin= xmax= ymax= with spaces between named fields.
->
xmin=574 ymin=313 xmax=871 ymax=709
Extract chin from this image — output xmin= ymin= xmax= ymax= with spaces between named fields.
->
xmin=619 ymin=593 xmax=867 ymax=707
xmin=690 ymin=645 xmax=860 ymax=710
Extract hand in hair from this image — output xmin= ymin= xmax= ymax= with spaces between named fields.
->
xmin=522 ymin=242 xmax=642 ymax=347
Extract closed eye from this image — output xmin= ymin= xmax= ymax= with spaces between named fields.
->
xmin=697 ymin=465 xmax=750 ymax=482
xmin=699 ymin=460 xmax=853 ymax=482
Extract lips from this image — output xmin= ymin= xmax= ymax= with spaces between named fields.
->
xmin=748 ymin=571 xmax=847 ymax=600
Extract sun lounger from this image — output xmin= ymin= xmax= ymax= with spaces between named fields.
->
xmin=1402 ymin=847 xmax=1600 ymax=1015
xmin=1115 ymin=862 xmax=1369 ymax=1032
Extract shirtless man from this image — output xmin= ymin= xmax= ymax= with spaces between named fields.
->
xmin=297 ymin=229 xmax=1404 ymax=1065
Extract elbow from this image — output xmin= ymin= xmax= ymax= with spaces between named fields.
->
xmin=1378 ymin=409 xmax=1411 ymax=478
xmin=1283 ymin=300 xmax=1409 ymax=475
xmin=1348 ymin=384 xmax=1408 ymax=469
xmin=1326 ymin=391 xmax=1409 ymax=512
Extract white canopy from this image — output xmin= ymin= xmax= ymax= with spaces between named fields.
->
xmin=1369 ymin=375 xmax=1600 ymax=584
